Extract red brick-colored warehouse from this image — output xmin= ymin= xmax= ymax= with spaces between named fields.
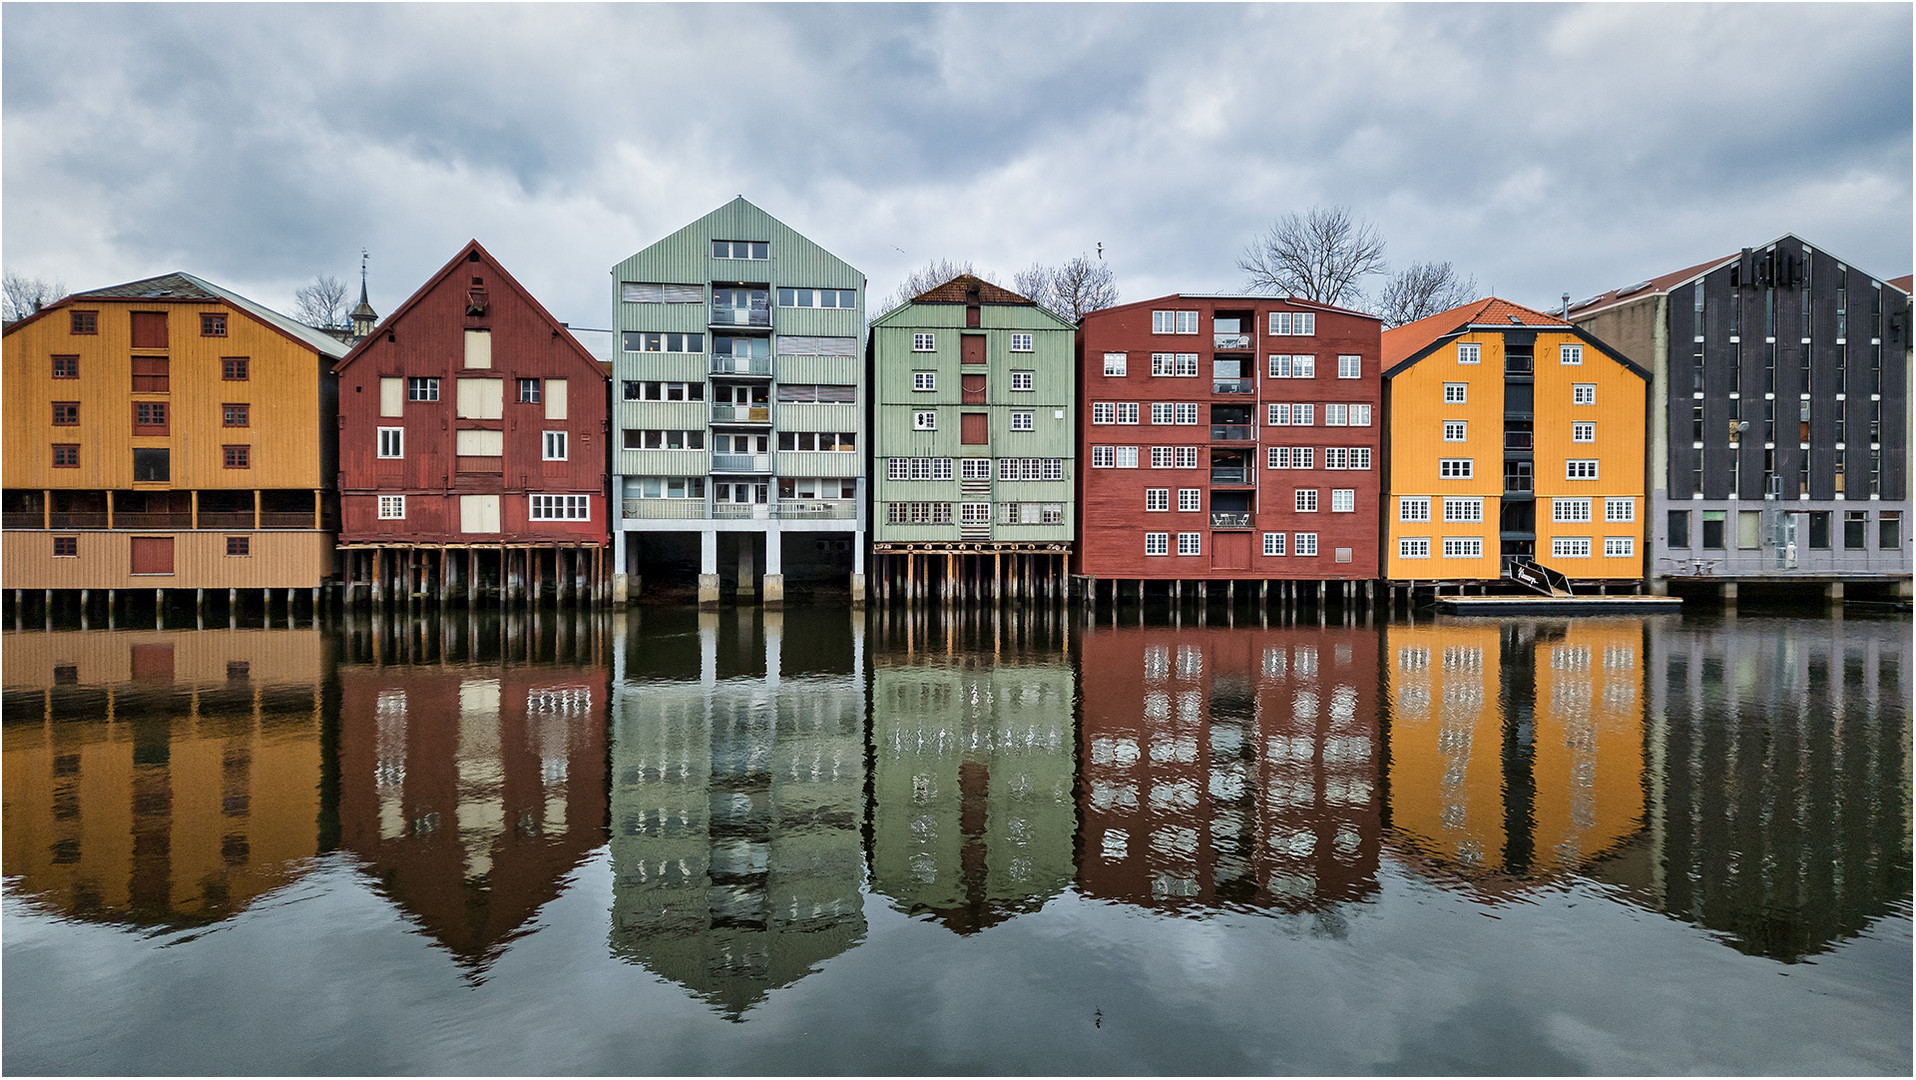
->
xmin=334 ymin=240 xmax=611 ymax=605
xmin=1075 ymin=295 xmax=1383 ymax=600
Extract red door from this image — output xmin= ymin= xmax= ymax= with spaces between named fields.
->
xmin=130 ymin=536 xmax=174 ymax=575
xmin=1212 ymin=532 xmax=1250 ymax=570
xmin=960 ymin=413 xmax=989 ymax=445
xmin=961 ymin=374 xmax=986 ymax=403
xmin=961 ymin=335 xmax=985 ymax=366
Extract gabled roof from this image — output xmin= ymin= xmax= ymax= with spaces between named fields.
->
xmin=1382 ymin=295 xmax=1647 ymax=380
xmin=612 ymin=195 xmax=863 ymax=286
xmin=912 ymin=274 xmax=1030 ymax=305
xmin=1567 ymin=232 xmax=1911 ymax=319
xmin=1085 ymin=292 xmax=1380 ymax=323
xmin=1890 ymin=275 xmax=1912 ymax=296
xmin=335 ymin=240 xmax=605 ymax=381
xmin=5 ymin=271 xmax=349 ymax=359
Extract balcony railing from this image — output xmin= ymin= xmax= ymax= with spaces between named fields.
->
xmin=1210 ymin=511 xmax=1253 ymax=529
xmin=710 ymin=307 xmax=771 ymax=328
xmin=112 ymin=512 xmax=193 ymax=529
xmin=1211 ymin=467 xmax=1249 ymax=485
xmin=197 ymin=512 xmax=257 ymax=529
xmin=775 ymin=500 xmax=857 ymax=520
xmin=622 ymin=499 xmax=707 ymax=520
xmin=46 ymin=512 xmax=107 ymax=529
xmin=1211 ymin=424 xmax=1253 ymax=441
xmin=1505 ymin=355 xmax=1534 ymax=375
xmin=1212 ymin=379 xmax=1254 ymax=394
xmin=710 ymin=355 xmax=772 ymax=377
xmin=258 ymin=512 xmax=318 ymax=529
xmin=711 ymin=404 xmax=771 ymax=424
xmin=1504 ymin=432 xmax=1533 ymax=451
xmin=711 ymin=453 xmax=773 ymax=474
xmin=1214 ymin=333 xmax=1252 ymax=350
xmin=711 ymin=503 xmax=769 ymax=519
xmin=3 ymin=511 xmax=46 ymax=529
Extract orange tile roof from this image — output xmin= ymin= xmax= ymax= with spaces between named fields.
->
xmin=1382 ymin=297 xmax=1568 ymax=372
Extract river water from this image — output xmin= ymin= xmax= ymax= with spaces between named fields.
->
xmin=3 ymin=604 xmax=1909 ymax=1074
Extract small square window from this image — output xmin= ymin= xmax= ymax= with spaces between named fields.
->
xmin=913 ymin=333 xmax=936 ymax=352
xmin=543 ymin=431 xmax=568 ymax=460
xmin=1010 ymin=370 xmax=1034 ymax=391
xmin=52 ymin=354 xmax=79 ymax=379
xmin=1560 ymin=344 xmax=1583 ymax=366
xmin=1443 ymin=420 xmax=1466 ymax=441
xmin=1010 ymin=333 xmax=1033 ymax=352
xmin=378 ymin=495 xmax=406 ymax=520
xmin=377 ymin=427 xmax=404 ymax=459
xmin=52 ymin=444 xmax=80 ymax=468
xmin=1295 ymin=488 xmax=1318 ymax=513
xmin=1177 ymin=532 xmax=1201 ymax=555
xmin=1103 ymin=352 xmax=1127 ymax=376
xmin=1010 ymin=412 xmax=1033 ymax=431
xmin=1443 ymin=382 xmax=1466 ymax=404
xmin=201 ymin=313 xmax=228 ymax=337
xmin=52 ymin=402 xmax=78 ymax=426
xmin=70 ymin=311 xmax=98 ymax=335
xmin=1572 ymin=384 xmax=1595 ymax=406
xmin=518 ymin=378 xmax=542 ymax=404
xmin=1338 ymin=355 xmax=1361 ymax=379
xmin=222 ymin=403 xmax=249 ymax=428
xmin=222 ymin=357 xmax=249 ymax=381
xmin=132 ymin=401 xmax=168 ymax=435
xmin=1146 ymin=488 xmax=1169 ymax=512
xmin=408 ymin=377 xmax=439 ymax=401
xmin=1457 ymin=343 xmax=1480 ymax=365
xmin=1573 ymin=421 xmax=1595 ymax=442
xmin=225 ymin=536 xmax=251 ymax=557
xmin=913 ymin=411 xmax=937 ymax=431
xmin=1145 ymin=532 xmax=1168 ymax=556
xmin=223 ymin=445 xmax=251 ymax=469
xmin=53 ymin=536 xmax=78 ymax=557
xmin=913 ymin=371 xmax=936 ymax=391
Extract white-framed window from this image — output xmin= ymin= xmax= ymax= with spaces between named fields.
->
xmin=1573 ymin=421 xmax=1595 ymax=442
xmin=1444 ymin=382 xmax=1468 ymax=403
xmin=1010 ymin=333 xmax=1034 ymax=352
xmin=1000 ymin=502 xmax=1064 ymax=525
xmin=378 ymin=494 xmax=406 ymax=520
xmin=1151 ymin=402 xmax=1173 ymax=425
xmin=1338 ymin=355 xmax=1361 ymax=379
xmin=1271 ymin=446 xmax=1313 ymax=470
xmin=777 ymin=287 xmax=856 ymax=308
xmin=1268 ymin=446 xmax=1288 ymax=469
xmin=1264 ymin=532 xmax=1287 ymax=556
xmin=529 ymin=494 xmax=591 ymax=521
xmin=1146 ymin=488 xmax=1170 ymax=512
xmin=1560 ymin=344 xmax=1584 ymax=366
xmin=1605 ymin=497 xmax=1635 ymax=522
xmin=1092 ymin=402 xmax=1115 ymax=425
xmin=1268 ymin=403 xmax=1291 ymax=426
xmin=1443 ymin=536 xmax=1483 ymax=558
xmin=1178 ymin=353 xmax=1199 ymax=375
xmin=1443 ymin=497 xmax=1483 ymax=522
xmin=625 ymin=331 xmax=704 ymax=354
xmin=1092 ymin=445 xmax=1115 ymax=468
xmin=888 ymin=457 xmax=956 ymax=481
xmin=1554 ymin=497 xmax=1593 ymax=523
xmin=408 ymin=377 xmax=439 ymax=402
xmin=1293 ymin=532 xmax=1318 ymax=556
xmin=543 ymin=431 xmax=568 ymax=460
xmin=1325 ymin=403 xmax=1348 ymax=426
xmin=1399 ymin=537 xmax=1431 ymax=559
xmin=1175 ymin=403 xmax=1199 ymax=425
xmin=1269 ymin=354 xmax=1316 ymax=378
xmin=1566 ymin=459 xmax=1600 ymax=480
xmin=1444 ymin=420 xmax=1467 ymax=442
xmin=1295 ymin=488 xmax=1319 ymax=513
xmin=1178 ymin=488 xmax=1201 ymax=512
xmin=1553 ymin=536 xmax=1593 ymax=558
xmin=1349 ymin=404 xmax=1371 ymax=426
xmin=1332 ymin=488 xmax=1354 ymax=513
xmin=1294 ymin=403 xmax=1314 ymax=425
xmin=912 ymin=333 xmax=936 ymax=352
xmin=1177 ymin=532 xmax=1201 ymax=555
xmin=1145 ymin=532 xmax=1169 ymax=556
xmin=913 ymin=411 xmax=937 ymax=430
xmin=1269 ymin=311 xmax=1316 ymax=336
xmin=960 ymin=458 xmax=991 ymax=479
xmin=1170 ymin=446 xmax=1196 ymax=469
xmin=1153 ymin=310 xmax=1199 ymax=335
xmin=1151 ymin=446 xmax=1174 ymax=469
xmin=1399 ymin=497 xmax=1431 ymax=522
xmin=913 ymin=371 xmax=936 ymax=391
xmin=1439 ymin=458 xmax=1472 ymax=479
xmin=1104 ymin=352 xmax=1127 ymax=376
xmin=960 ymin=502 xmax=991 ymax=525
xmin=1573 ymin=383 xmax=1596 ymax=406
xmin=1115 ymin=403 xmax=1139 ymax=424
xmin=1324 ymin=447 xmax=1348 ymax=469
xmin=1115 ymin=446 xmax=1139 ymax=468
xmin=1011 ymin=412 xmax=1033 ymax=431
xmin=1010 ymin=370 xmax=1034 ymax=390
xmin=1604 ymin=536 xmax=1635 ymax=557
xmin=1457 ymin=342 xmax=1481 ymax=364
xmin=712 ymin=240 xmax=769 ymax=260
xmin=998 ymin=457 xmax=1060 ymax=481
xmin=377 ymin=427 xmax=403 ymax=459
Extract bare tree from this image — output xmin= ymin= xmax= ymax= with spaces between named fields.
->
xmin=294 ymin=274 xmax=350 ymax=329
xmin=1374 ymin=261 xmax=1479 ymax=328
xmin=3 ymin=271 xmax=65 ymax=323
xmin=1238 ymin=205 xmax=1387 ymax=308
xmin=876 ymin=258 xmax=987 ymax=317
xmin=1018 ymin=255 xmax=1119 ymax=322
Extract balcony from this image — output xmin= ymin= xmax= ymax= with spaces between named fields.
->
xmin=259 ymin=512 xmax=318 ymax=529
xmin=775 ymin=499 xmax=857 ymax=520
xmin=1210 ymin=511 xmax=1253 ymax=529
xmin=112 ymin=512 xmax=193 ymax=529
xmin=711 ymin=403 xmax=771 ymax=424
xmin=1210 ymin=467 xmax=1250 ymax=485
xmin=197 ymin=512 xmax=257 ymax=529
xmin=1214 ymin=333 xmax=1252 ymax=351
xmin=710 ymin=355 xmax=772 ymax=377
xmin=1505 ymin=355 xmax=1534 ymax=376
xmin=3 ymin=511 xmax=45 ymax=529
xmin=1504 ymin=431 xmax=1533 ymax=451
xmin=45 ymin=512 xmax=107 ymax=529
xmin=712 ymin=453 xmax=773 ymax=474
xmin=711 ymin=503 xmax=769 ymax=519
xmin=623 ymin=499 xmax=706 ymax=520
xmin=709 ymin=306 xmax=771 ymax=328
xmin=1211 ymin=424 xmax=1253 ymax=442
xmin=1212 ymin=379 xmax=1254 ymax=395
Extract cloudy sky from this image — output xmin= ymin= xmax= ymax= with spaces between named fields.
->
xmin=4 ymin=3 xmax=1910 ymax=354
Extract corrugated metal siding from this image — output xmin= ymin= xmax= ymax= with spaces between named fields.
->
xmin=4 ymin=530 xmax=329 ymax=589
xmin=621 ymin=401 xmax=708 ymax=430
xmin=778 ymin=450 xmax=860 ymax=478
xmin=617 ymin=448 xmax=710 ymax=475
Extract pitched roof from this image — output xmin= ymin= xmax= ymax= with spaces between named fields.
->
xmin=1565 ymin=255 xmax=1728 ymax=320
xmin=1382 ymin=297 xmax=1568 ymax=372
xmin=72 ymin=272 xmax=221 ymax=302
xmin=911 ymin=274 xmax=1032 ymax=305
xmin=1890 ymin=275 xmax=1912 ymax=296
xmin=8 ymin=271 xmax=348 ymax=358
xmin=1086 ymin=292 xmax=1380 ymax=322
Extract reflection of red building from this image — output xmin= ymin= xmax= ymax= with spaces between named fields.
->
xmin=336 ymin=663 xmax=607 ymax=974
xmin=1076 ymin=624 xmax=1382 ymax=912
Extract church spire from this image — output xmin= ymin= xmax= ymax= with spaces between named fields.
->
xmin=349 ymin=248 xmax=378 ymax=340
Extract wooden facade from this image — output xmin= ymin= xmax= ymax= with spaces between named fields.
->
xmin=1 ymin=273 xmax=345 ymax=602
xmin=333 ymin=241 xmax=611 ymax=606
xmin=1075 ymin=295 xmax=1383 ymax=589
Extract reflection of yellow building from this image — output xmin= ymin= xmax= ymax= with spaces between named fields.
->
xmin=1 ymin=629 xmax=323 ymax=926
xmin=1385 ymin=619 xmax=1645 ymax=887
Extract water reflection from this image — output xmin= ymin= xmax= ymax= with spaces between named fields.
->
xmin=1 ymin=629 xmax=326 ymax=928
xmin=607 ymin=610 xmax=866 ymax=1019
xmin=1076 ymin=624 xmax=1384 ymax=915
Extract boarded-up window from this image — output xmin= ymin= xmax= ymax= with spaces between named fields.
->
xmin=130 ymin=312 xmax=168 ymax=349
xmin=621 ymin=282 xmax=704 ymax=303
xmin=456 ymin=378 xmax=504 ymax=419
xmin=961 ymin=413 xmax=989 ymax=445
xmin=459 ymin=494 xmax=501 ymax=533
xmin=544 ymin=378 xmax=568 ymax=420
xmin=130 ymin=536 xmax=174 ymax=575
xmin=455 ymin=429 xmax=504 ymax=456
xmin=1737 ymin=510 xmax=1762 ymax=549
xmin=961 ymin=374 xmax=987 ymax=403
xmin=129 ymin=643 xmax=174 ymax=681
xmin=380 ymin=377 xmax=404 ymax=417
xmin=464 ymin=329 xmax=492 ymax=368
xmin=130 ymin=356 xmax=169 ymax=392
xmin=775 ymin=336 xmax=858 ymax=356
xmin=962 ymin=335 xmax=986 ymax=365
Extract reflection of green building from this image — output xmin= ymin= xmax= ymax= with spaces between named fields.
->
xmin=869 ymin=658 xmax=1077 ymax=933
xmin=607 ymin=614 xmax=866 ymax=1018
xmin=1595 ymin=619 xmax=1912 ymax=962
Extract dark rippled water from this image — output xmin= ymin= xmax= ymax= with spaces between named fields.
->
xmin=3 ymin=604 xmax=1909 ymax=1074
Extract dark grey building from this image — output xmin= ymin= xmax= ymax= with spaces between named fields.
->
xmin=1571 ymin=235 xmax=1911 ymax=600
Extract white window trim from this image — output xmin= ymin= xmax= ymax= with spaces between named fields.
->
xmin=377 ymin=427 xmax=403 ymax=459
xmin=913 ymin=371 xmax=936 ymax=391
xmin=1399 ymin=537 xmax=1431 ymax=559
xmin=1399 ymin=497 xmax=1431 ymax=523
xmin=912 ymin=333 xmax=936 ymax=352
xmin=913 ymin=411 xmax=937 ymax=431
xmin=543 ymin=431 xmax=568 ymax=461
xmin=1010 ymin=333 xmax=1034 ymax=353
xmin=377 ymin=494 xmax=406 ymax=520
